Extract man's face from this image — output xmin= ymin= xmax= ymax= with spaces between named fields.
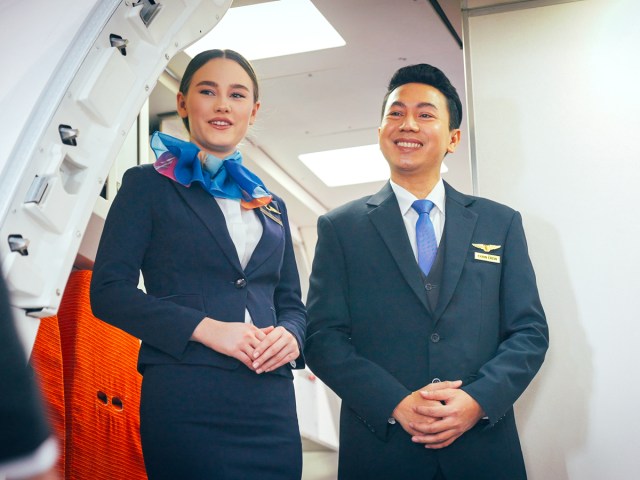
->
xmin=378 ymin=83 xmax=460 ymax=179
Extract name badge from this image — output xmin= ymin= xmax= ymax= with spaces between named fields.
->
xmin=474 ymin=252 xmax=500 ymax=263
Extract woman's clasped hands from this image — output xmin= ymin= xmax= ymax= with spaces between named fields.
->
xmin=191 ymin=318 xmax=299 ymax=374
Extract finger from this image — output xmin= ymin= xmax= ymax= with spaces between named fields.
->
xmin=411 ymin=428 xmax=459 ymax=445
xmin=253 ymin=336 xmax=289 ymax=371
xmin=255 ymin=332 xmax=298 ymax=372
xmin=259 ymin=348 xmax=299 ymax=373
xmin=418 ymin=389 xmax=455 ymax=402
xmin=414 ymin=404 xmax=449 ymax=418
xmin=409 ymin=417 xmax=451 ymax=435
xmin=253 ymin=327 xmax=284 ymax=357
xmin=423 ymin=380 xmax=462 ymax=392
xmin=423 ymin=433 xmax=461 ymax=449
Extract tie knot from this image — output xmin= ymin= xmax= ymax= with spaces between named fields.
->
xmin=412 ymin=199 xmax=435 ymax=215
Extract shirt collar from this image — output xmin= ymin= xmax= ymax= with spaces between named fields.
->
xmin=389 ymin=178 xmax=446 ymax=217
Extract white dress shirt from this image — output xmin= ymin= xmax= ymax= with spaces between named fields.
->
xmin=389 ymin=178 xmax=446 ymax=264
xmin=215 ymin=197 xmax=263 ymax=324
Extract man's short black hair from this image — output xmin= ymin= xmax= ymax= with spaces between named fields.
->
xmin=381 ymin=64 xmax=462 ymax=130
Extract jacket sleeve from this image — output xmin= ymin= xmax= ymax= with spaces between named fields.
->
xmin=272 ymin=197 xmax=307 ymax=367
xmin=90 ymin=166 xmax=205 ymax=360
xmin=461 ymin=211 xmax=549 ymax=424
xmin=305 ymin=214 xmax=410 ymax=439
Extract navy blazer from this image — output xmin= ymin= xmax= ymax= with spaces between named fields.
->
xmin=305 ymin=181 xmax=548 ymax=479
xmin=91 ymin=164 xmax=306 ymax=376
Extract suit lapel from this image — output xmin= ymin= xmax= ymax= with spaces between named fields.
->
xmin=433 ymin=183 xmax=478 ymax=322
xmin=171 ymin=181 xmax=244 ymax=272
xmin=244 ymin=200 xmax=284 ymax=275
xmin=367 ymin=183 xmax=431 ymax=313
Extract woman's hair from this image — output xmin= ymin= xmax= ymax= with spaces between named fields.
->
xmin=179 ymin=49 xmax=259 ymax=132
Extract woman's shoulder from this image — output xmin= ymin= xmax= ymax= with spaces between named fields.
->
xmin=122 ymin=163 xmax=158 ymax=179
xmin=120 ymin=163 xmax=172 ymax=189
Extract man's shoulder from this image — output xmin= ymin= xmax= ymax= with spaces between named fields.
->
xmin=322 ymin=193 xmax=377 ymax=221
xmin=445 ymin=183 xmax=518 ymax=220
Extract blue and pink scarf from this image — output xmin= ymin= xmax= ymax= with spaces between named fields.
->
xmin=150 ymin=131 xmax=272 ymax=209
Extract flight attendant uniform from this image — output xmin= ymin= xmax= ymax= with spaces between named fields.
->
xmin=91 ymin=133 xmax=306 ymax=479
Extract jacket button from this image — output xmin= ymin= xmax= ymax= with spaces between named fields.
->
xmin=234 ymin=278 xmax=247 ymax=289
xmin=425 ymin=283 xmax=433 ymax=291
xmin=430 ymin=333 xmax=440 ymax=343
xmin=431 ymin=378 xmax=441 ymax=384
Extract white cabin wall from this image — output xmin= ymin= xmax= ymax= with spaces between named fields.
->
xmin=464 ymin=0 xmax=640 ymax=478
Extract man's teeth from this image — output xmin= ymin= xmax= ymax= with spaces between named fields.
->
xmin=210 ymin=120 xmax=230 ymax=126
xmin=396 ymin=141 xmax=421 ymax=148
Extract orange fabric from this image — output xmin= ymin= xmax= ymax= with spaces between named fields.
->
xmin=32 ymin=269 xmax=147 ymax=479
xmin=31 ymin=314 xmax=66 ymax=478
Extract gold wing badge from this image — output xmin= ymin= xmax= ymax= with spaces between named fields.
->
xmin=472 ymin=243 xmax=501 ymax=263
xmin=472 ymin=243 xmax=501 ymax=253
xmin=260 ymin=203 xmax=283 ymax=226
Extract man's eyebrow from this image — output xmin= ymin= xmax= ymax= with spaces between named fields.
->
xmin=388 ymin=100 xmax=438 ymax=109
xmin=195 ymin=80 xmax=250 ymax=91
xmin=417 ymin=102 xmax=438 ymax=109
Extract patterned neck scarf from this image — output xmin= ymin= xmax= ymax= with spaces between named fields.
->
xmin=150 ymin=131 xmax=272 ymax=209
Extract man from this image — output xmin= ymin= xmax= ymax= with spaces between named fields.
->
xmin=0 ymin=270 xmax=59 ymax=480
xmin=305 ymin=64 xmax=549 ymax=479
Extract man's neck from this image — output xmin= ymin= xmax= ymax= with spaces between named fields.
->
xmin=390 ymin=171 xmax=441 ymax=199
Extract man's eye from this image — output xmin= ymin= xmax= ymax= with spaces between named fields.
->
xmin=231 ymin=92 xmax=246 ymax=99
xmin=388 ymin=111 xmax=402 ymax=117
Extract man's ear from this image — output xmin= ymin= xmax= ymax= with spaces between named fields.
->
xmin=447 ymin=129 xmax=461 ymax=153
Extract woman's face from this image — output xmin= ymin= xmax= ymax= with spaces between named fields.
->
xmin=177 ymin=57 xmax=260 ymax=158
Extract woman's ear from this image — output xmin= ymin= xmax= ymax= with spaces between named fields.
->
xmin=249 ymin=100 xmax=261 ymax=125
xmin=177 ymin=92 xmax=188 ymax=119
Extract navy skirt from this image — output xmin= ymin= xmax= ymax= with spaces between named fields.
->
xmin=139 ymin=364 xmax=302 ymax=480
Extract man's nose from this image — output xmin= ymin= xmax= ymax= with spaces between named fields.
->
xmin=400 ymin=115 xmax=418 ymax=131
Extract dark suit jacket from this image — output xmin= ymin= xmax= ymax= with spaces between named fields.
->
xmin=90 ymin=164 xmax=306 ymax=376
xmin=305 ymin=181 xmax=548 ymax=479
xmin=0 ymin=269 xmax=51 ymax=465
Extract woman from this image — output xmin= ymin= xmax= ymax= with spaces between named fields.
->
xmin=90 ymin=49 xmax=306 ymax=479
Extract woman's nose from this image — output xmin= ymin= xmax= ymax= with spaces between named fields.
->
xmin=215 ymin=101 xmax=230 ymax=113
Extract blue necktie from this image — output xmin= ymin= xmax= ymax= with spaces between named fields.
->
xmin=412 ymin=199 xmax=437 ymax=276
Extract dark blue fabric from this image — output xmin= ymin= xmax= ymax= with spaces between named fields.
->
xmin=305 ymin=181 xmax=548 ymax=479
xmin=90 ymin=164 xmax=307 ymax=477
xmin=140 ymin=364 xmax=302 ymax=480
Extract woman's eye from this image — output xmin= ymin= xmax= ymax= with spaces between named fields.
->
xmin=231 ymin=92 xmax=246 ymax=99
xmin=420 ymin=113 xmax=434 ymax=119
xmin=199 ymin=89 xmax=215 ymax=96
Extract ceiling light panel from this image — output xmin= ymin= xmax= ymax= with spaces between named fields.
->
xmin=299 ymin=144 xmax=389 ymax=187
xmin=185 ymin=0 xmax=345 ymax=60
